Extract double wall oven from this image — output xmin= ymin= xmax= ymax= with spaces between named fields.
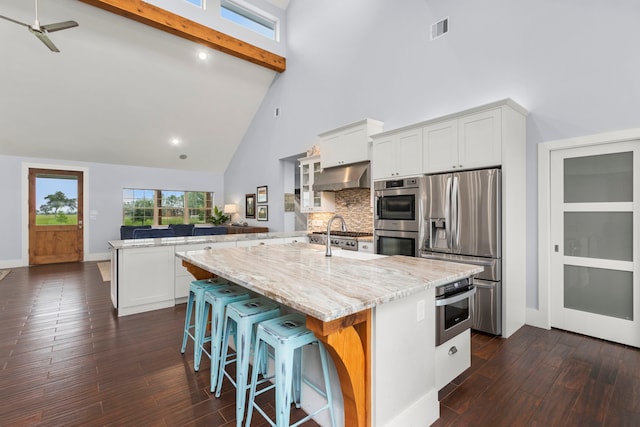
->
xmin=374 ymin=176 xmax=425 ymax=257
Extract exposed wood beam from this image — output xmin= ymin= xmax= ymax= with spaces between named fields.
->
xmin=78 ymin=0 xmax=286 ymax=73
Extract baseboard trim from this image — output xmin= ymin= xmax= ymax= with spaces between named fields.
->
xmin=85 ymin=252 xmax=110 ymax=262
xmin=0 ymin=259 xmax=26 ymax=269
xmin=0 ymin=252 xmax=110 ymax=269
xmin=526 ymin=307 xmax=550 ymax=330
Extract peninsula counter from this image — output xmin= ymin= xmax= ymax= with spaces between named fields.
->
xmin=177 ymin=242 xmax=482 ymax=427
xmin=108 ymin=232 xmax=307 ymax=316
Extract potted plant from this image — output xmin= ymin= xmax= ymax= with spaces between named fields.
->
xmin=209 ymin=205 xmax=230 ymax=225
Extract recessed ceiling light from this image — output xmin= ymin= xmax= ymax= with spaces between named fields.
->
xmin=171 ymin=138 xmax=181 ymax=145
xmin=198 ymin=51 xmax=208 ymax=61
xmin=179 ymin=154 xmax=188 ymax=160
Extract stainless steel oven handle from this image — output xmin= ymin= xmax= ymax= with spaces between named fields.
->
xmin=435 ymin=286 xmax=476 ymax=306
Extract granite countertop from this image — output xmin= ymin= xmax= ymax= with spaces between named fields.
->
xmin=108 ymin=231 xmax=308 ymax=249
xmin=176 ymin=242 xmax=482 ymax=322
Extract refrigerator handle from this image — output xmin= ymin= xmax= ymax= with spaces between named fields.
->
xmin=452 ymin=176 xmax=460 ymax=250
xmin=445 ymin=176 xmax=452 ymax=249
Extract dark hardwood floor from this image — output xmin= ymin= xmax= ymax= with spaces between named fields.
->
xmin=1 ymin=262 xmax=639 ymax=426
xmin=434 ymin=324 xmax=640 ymax=426
xmin=0 ymin=262 xmax=319 ymax=426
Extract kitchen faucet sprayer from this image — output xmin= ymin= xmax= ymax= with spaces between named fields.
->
xmin=326 ymin=215 xmax=347 ymax=257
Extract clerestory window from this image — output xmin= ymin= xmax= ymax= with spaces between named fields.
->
xmin=183 ymin=0 xmax=205 ymax=8
xmin=221 ymin=0 xmax=278 ymax=40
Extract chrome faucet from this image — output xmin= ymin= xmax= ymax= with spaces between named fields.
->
xmin=326 ymin=214 xmax=347 ymax=257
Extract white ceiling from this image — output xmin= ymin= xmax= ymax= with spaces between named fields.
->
xmin=0 ymin=0 xmax=278 ymax=172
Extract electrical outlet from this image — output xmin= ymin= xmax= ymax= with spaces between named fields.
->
xmin=417 ymin=299 xmax=425 ymax=322
xmin=312 ymin=220 xmax=322 ymax=226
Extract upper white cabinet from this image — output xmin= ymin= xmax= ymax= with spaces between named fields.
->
xmin=371 ymin=127 xmax=423 ymax=180
xmin=423 ymin=109 xmax=502 ymax=174
xmin=319 ymin=119 xmax=384 ymax=168
xmin=299 ymin=155 xmax=335 ymax=213
xmin=372 ymin=99 xmax=526 ymax=180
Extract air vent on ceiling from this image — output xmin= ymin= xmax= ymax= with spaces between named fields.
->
xmin=431 ymin=17 xmax=449 ymax=40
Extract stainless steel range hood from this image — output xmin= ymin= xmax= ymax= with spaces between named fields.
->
xmin=312 ymin=161 xmax=371 ymax=192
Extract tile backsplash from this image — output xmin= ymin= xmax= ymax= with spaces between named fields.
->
xmin=307 ymin=188 xmax=373 ymax=233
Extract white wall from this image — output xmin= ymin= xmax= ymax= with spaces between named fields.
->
xmin=224 ymin=0 xmax=640 ymax=310
xmin=0 ymin=155 xmax=224 ymax=267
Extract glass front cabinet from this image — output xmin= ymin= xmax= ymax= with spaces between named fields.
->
xmin=299 ymin=155 xmax=335 ymax=213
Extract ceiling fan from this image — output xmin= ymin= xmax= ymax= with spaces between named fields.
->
xmin=0 ymin=0 xmax=78 ymax=53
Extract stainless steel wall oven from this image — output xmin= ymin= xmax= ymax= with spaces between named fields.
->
xmin=374 ymin=176 xmax=426 ymax=257
xmin=374 ymin=229 xmax=418 ymax=257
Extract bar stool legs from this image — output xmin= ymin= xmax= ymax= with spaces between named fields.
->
xmin=198 ymin=285 xmax=250 ymax=392
xmin=180 ymin=278 xmax=230 ymax=371
xmin=215 ymin=297 xmax=281 ymax=427
xmin=245 ymin=313 xmax=337 ymax=427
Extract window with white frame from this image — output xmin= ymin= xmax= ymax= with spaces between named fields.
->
xmin=183 ymin=0 xmax=205 ymax=8
xmin=221 ymin=0 xmax=278 ymax=40
xmin=122 ymin=189 xmax=214 ymax=226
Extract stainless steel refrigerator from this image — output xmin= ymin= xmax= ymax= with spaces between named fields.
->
xmin=422 ymin=168 xmax=502 ymax=335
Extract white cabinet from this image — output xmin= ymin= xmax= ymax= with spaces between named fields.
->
xmin=299 ymin=155 xmax=335 ymax=213
xmin=358 ymin=240 xmax=374 ymax=253
xmin=371 ymin=127 xmax=423 ymax=180
xmin=423 ymin=109 xmax=502 ymax=174
xmin=117 ymin=246 xmax=175 ymax=316
xmin=435 ymin=329 xmax=471 ymax=390
xmin=422 ymin=119 xmax=458 ymax=173
xmin=319 ymin=119 xmax=384 ymax=168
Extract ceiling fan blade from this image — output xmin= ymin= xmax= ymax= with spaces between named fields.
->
xmin=41 ymin=20 xmax=78 ymax=33
xmin=0 ymin=14 xmax=30 ymax=28
xmin=29 ymin=27 xmax=60 ymax=52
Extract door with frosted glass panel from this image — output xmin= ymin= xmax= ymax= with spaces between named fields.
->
xmin=550 ymin=142 xmax=638 ymax=347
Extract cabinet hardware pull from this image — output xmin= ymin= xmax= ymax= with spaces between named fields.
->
xmin=448 ymin=346 xmax=458 ymax=356
xmin=204 ymin=246 xmax=212 ymax=250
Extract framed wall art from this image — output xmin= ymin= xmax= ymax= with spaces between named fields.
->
xmin=257 ymin=205 xmax=268 ymax=221
xmin=256 ymin=185 xmax=268 ymax=203
xmin=245 ymin=193 xmax=256 ymax=218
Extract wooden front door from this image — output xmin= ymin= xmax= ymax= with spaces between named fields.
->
xmin=29 ymin=168 xmax=84 ymax=265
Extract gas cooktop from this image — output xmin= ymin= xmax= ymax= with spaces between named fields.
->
xmin=311 ymin=231 xmax=373 ymax=237
xmin=308 ymin=231 xmax=373 ymax=251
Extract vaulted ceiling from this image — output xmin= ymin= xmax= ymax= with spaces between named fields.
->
xmin=0 ymin=0 xmax=284 ymax=172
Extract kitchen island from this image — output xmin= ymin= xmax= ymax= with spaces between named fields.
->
xmin=177 ymin=241 xmax=482 ymax=427
xmin=108 ymin=231 xmax=307 ymax=316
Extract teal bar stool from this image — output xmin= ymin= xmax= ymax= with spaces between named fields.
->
xmin=198 ymin=285 xmax=250 ymax=391
xmin=181 ymin=277 xmax=230 ymax=371
xmin=216 ymin=297 xmax=281 ymax=427
xmin=245 ymin=313 xmax=336 ymax=427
